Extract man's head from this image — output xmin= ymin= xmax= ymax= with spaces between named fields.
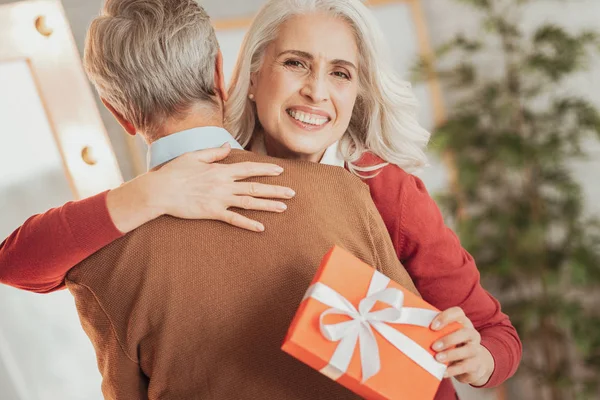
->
xmin=84 ymin=0 xmax=227 ymax=143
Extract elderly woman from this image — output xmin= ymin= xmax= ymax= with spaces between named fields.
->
xmin=223 ymin=0 xmax=521 ymax=397
xmin=1 ymin=0 xmax=520 ymax=398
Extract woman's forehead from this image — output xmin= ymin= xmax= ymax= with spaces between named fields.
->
xmin=270 ymin=13 xmax=359 ymax=64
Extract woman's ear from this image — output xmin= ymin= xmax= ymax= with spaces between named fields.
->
xmin=249 ymin=70 xmax=258 ymax=93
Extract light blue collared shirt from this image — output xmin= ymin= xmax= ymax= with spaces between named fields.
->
xmin=147 ymin=126 xmax=243 ymax=170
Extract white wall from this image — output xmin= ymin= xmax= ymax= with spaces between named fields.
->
xmin=420 ymin=0 xmax=600 ymax=217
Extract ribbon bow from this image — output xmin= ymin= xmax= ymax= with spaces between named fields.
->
xmin=303 ymin=270 xmax=447 ymax=383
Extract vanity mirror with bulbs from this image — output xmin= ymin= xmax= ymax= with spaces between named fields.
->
xmin=0 ymin=1 xmax=121 ymax=398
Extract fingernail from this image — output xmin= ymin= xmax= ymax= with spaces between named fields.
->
xmin=255 ymin=223 xmax=265 ymax=232
xmin=273 ymin=166 xmax=284 ymax=174
xmin=286 ymin=189 xmax=296 ymax=198
xmin=432 ymin=321 xmax=441 ymax=330
xmin=221 ymin=142 xmax=231 ymax=148
xmin=436 ymin=353 xmax=446 ymax=361
xmin=276 ymin=203 xmax=287 ymax=211
xmin=433 ymin=341 xmax=444 ymax=350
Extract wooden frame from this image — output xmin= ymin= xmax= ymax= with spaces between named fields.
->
xmin=0 ymin=0 xmax=122 ymax=199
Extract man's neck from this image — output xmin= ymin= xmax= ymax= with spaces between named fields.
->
xmin=143 ymin=103 xmax=225 ymax=144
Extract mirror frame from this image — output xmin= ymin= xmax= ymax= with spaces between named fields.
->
xmin=0 ymin=0 xmax=122 ymax=199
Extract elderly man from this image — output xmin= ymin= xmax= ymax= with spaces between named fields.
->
xmin=67 ymin=0 xmax=417 ymax=399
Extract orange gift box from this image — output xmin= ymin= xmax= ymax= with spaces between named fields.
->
xmin=282 ymin=246 xmax=460 ymax=400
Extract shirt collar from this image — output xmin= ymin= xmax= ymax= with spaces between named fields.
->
xmin=320 ymin=141 xmax=346 ymax=167
xmin=250 ymin=133 xmax=345 ymax=168
xmin=147 ymin=126 xmax=243 ymax=170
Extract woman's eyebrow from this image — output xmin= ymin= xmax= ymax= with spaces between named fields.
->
xmin=331 ymin=59 xmax=357 ymax=71
xmin=277 ymin=49 xmax=313 ymax=59
xmin=278 ymin=49 xmax=357 ymax=71
xmin=277 ymin=50 xmax=358 ymax=70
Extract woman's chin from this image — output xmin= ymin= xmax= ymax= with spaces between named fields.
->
xmin=266 ymin=128 xmax=332 ymax=161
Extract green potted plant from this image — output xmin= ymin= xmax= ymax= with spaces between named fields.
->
xmin=415 ymin=0 xmax=600 ymax=398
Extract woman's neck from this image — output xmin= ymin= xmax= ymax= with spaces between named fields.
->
xmin=259 ymin=131 xmax=325 ymax=163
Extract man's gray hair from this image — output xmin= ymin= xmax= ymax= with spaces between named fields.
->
xmin=84 ymin=0 xmax=219 ymax=137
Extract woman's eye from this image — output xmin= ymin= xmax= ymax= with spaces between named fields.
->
xmin=284 ymin=59 xmax=305 ymax=69
xmin=333 ymin=71 xmax=350 ymax=80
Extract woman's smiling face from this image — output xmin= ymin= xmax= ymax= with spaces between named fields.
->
xmin=250 ymin=13 xmax=359 ymax=162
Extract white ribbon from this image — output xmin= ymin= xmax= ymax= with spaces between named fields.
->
xmin=302 ymin=270 xmax=446 ymax=383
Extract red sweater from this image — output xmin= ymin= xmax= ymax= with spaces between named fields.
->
xmin=0 ymin=161 xmax=521 ymax=398
xmin=361 ymin=156 xmax=521 ymax=396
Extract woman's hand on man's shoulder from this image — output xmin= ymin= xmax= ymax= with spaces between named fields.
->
xmin=107 ymin=145 xmax=296 ymax=234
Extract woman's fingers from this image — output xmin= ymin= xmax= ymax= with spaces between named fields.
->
xmin=189 ymin=146 xmax=232 ymax=163
xmin=215 ymin=195 xmax=287 ymax=232
xmin=435 ymin=342 xmax=478 ymax=363
xmin=429 ymin=308 xmax=494 ymax=385
xmin=217 ymin=210 xmax=265 ymax=232
xmin=433 ymin=328 xmax=479 ymax=352
xmin=232 ymin=182 xmax=296 ymax=199
xmin=444 ymin=358 xmax=482 ymax=379
xmin=226 ymin=162 xmax=285 ymax=179
xmin=151 ymin=154 xmax=297 ymax=230
xmin=431 ymin=306 xmax=471 ymax=331
xmin=229 ymin=196 xmax=288 ymax=213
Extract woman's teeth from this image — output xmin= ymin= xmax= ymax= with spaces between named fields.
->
xmin=287 ymin=109 xmax=329 ymax=126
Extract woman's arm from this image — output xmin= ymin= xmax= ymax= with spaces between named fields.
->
xmin=0 ymin=147 xmax=295 ymax=294
xmin=0 ymin=190 xmax=122 ymax=293
xmin=366 ymin=166 xmax=522 ymax=388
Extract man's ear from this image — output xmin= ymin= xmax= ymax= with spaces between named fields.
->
xmin=101 ymin=98 xmax=136 ymax=136
xmin=214 ymin=50 xmax=228 ymax=103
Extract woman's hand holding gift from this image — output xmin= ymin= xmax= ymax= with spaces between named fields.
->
xmin=430 ymin=307 xmax=495 ymax=386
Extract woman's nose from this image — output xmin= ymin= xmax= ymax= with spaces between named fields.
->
xmin=299 ymin=74 xmax=329 ymax=104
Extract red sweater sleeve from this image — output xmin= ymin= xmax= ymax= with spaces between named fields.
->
xmin=0 ymin=191 xmax=123 ymax=293
xmin=364 ymin=161 xmax=522 ymax=388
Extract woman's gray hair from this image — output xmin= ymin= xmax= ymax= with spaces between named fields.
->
xmin=84 ymin=0 xmax=219 ymax=138
xmin=225 ymin=0 xmax=430 ymax=174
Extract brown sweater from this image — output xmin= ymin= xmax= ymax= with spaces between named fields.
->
xmin=66 ymin=150 xmax=418 ymax=400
